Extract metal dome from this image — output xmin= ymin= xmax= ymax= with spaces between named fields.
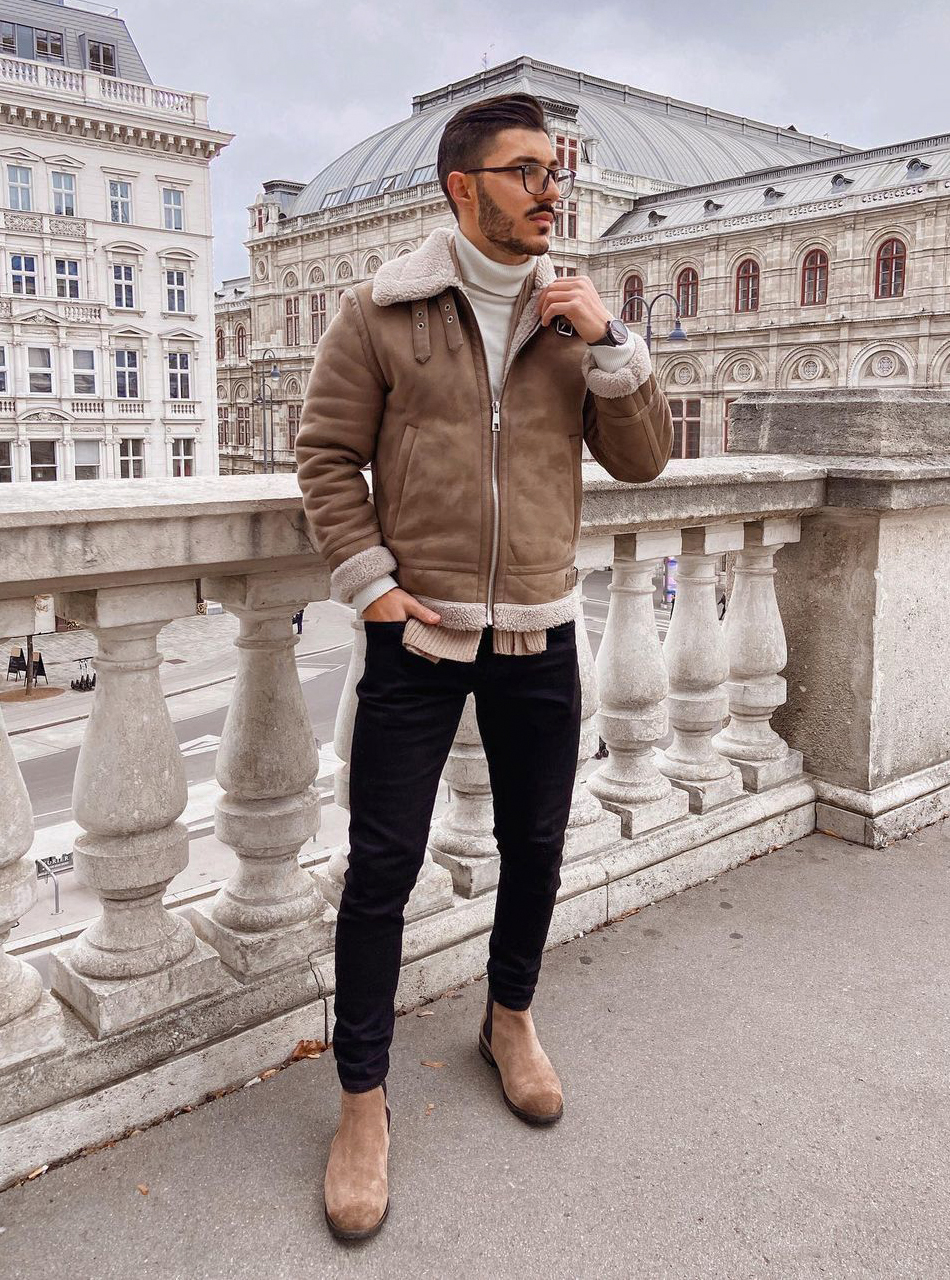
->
xmin=290 ymin=56 xmax=854 ymax=218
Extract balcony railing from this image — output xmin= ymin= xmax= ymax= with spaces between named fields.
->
xmin=0 ymin=52 xmax=208 ymax=126
xmin=2 ymin=389 xmax=950 ymax=1187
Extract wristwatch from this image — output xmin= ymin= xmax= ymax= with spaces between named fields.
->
xmin=588 ymin=317 xmax=629 ymax=347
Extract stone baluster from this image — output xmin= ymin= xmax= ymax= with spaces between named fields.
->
xmin=713 ymin=519 xmax=804 ymax=789
xmin=317 ymin=617 xmax=455 ymax=919
xmin=0 ymin=599 xmax=65 ymax=1071
xmin=656 ymin=524 xmax=745 ymax=812
xmin=588 ymin=531 xmax=690 ymax=836
xmin=188 ymin=572 xmax=334 ymax=976
xmin=48 ymin=585 xmax=225 ymax=1038
xmin=562 ymin=540 xmax=624 ymax=859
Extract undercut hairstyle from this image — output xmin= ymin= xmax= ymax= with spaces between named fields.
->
xmin=437 ymin=92 xmax=548 ymax=221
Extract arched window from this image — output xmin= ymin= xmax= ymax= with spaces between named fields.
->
xmin=875 ymin=238 xmax=906 ymax=299
xmin=621 ymin=272 xmax=643 ymax=321
xmin=236 ymin=325 xmax=247 ymax=359
xmin=215 ymin=327 xmax=224 ymax=360
xmin=801 ymin=248 xmax=829 ymax=306
xmin=735 ymin=259 xmax=760 ymax=312
xmin=285 ymin=296 xmax=299 ymax=346
xmin=310 ymin=292 xmax=327 ymax=343
xmin=676 ymin=268 xmax=699 ymax=318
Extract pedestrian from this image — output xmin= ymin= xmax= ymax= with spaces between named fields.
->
xmin=295 ymin=90 xmax=674 ymax=1241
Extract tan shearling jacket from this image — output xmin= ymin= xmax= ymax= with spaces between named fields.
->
xmin=295 ymin=226 xmax=674 ymax=631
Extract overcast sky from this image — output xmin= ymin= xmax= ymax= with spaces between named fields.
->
xmin=115 ymin=0 xmax=950 ymax=282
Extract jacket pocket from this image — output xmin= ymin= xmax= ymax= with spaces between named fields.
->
xmin=391 ymin=422 xmax=419 ymax=537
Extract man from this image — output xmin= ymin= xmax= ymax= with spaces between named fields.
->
xmin=295 ymin=91 xmax=673 ymax=1241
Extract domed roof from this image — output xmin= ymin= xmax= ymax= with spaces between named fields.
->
xmin=291 ymin=56 xmax=854 ymax=218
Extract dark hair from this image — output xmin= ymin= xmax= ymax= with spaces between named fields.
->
xmin=437 ymin=92 xmax=548 ymax=221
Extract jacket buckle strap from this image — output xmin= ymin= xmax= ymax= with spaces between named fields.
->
xmin=437 ymin=291 xmax=464 ymax=352
xmin=411 ymin=301 xmax=431 ymax=364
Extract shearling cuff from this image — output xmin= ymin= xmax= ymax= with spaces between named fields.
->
xmin=581 ymin=332 xmax=651 ymax=398
xmin=330 ymin=543 xmax=398 ymax=605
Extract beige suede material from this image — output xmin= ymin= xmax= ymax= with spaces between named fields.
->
xmin=482 ymin=1002 xmax=563 ymax=1120
xmin=296 ymin=226 xmax=674 ymax=624
xmin=323 ymin=1086 xmax=390 ymax=1236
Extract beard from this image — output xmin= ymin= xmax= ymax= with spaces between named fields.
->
xmin=475 ymin=178 xmax=549 ymax=258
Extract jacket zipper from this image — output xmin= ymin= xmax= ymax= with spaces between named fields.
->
xmin=453 ymin=288 xmax=540 ymax=626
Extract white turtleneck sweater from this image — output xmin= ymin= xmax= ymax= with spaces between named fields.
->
xmin=352 ymin=227 xmax=636 ymax=617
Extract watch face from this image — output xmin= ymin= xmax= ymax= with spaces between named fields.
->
xmin=608 ymin=318 xmax=629 ymax=344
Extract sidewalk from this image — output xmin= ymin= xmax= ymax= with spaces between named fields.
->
xmin=3 ymin=824 xmax=950 ymax=1277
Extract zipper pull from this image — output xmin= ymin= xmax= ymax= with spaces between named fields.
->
xmin=491 ymin=400 xmax=500 ymax=432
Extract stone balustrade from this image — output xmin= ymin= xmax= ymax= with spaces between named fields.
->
xmin=3 ymin=392 xmax=950 ymax=1185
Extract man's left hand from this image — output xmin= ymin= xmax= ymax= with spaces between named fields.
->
xmin=538 ymin=275 xmax=613 ymax=344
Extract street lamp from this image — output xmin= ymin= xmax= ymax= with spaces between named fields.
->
xmin=620 ymin=290 xmax=688 ymax=353
xmin=254 ymin=347 xmax=280 ymax=473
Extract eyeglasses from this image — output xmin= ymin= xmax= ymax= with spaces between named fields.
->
xmin=461 ymin=163 xmax=575 ymax=199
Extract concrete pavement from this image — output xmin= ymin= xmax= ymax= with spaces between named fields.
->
xmin=3 ymin=823 xmax=950 ymax=1278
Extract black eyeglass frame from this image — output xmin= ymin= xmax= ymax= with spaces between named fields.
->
xmin=460 ymin=164 xmax=576 ymax=198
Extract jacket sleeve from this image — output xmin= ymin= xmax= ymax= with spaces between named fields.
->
xmin=580 ymin=332 xmax=674 ymax=482
xmin=295 ymin=287 xmax=398 ymax=604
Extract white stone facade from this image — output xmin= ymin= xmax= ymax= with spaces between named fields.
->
xmin=0 ymin=9 xmax=231 ymax=485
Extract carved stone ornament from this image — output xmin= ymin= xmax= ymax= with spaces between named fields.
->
xmin=799 ymin=357 xmax=822 ymax=381
xmin=874 ymin=352 xmax=897 ymax=378
xmin=733 ymin=360 xmax=755 ymax=383
xmin=674 ymin=364 xmax=694 ymax=385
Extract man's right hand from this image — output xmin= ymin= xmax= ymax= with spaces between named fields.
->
xmin=362 ymin=588 xmax=441 ymax=625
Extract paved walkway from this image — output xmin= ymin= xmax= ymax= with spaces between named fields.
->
xmin=3 ymin=824 xmax=950 ymax=1278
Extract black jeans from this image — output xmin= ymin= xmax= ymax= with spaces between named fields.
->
xmin=332 ymin=617 xmax=582 ymax=1093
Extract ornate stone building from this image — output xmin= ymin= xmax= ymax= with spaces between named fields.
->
xmin=0 ymin=0 xmax=231 ymax=485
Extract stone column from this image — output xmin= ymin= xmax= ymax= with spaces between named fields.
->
xmin=0 ymin=599 xmax=65 ymax=1071
xmin=316 ymin=617 xmax=455 ymax=919
xmin=588 ymin=531 xmax=690 ymax=836
xmin=656 ymin=524 xmax=745 ymax=812
xmin=48 ymin=584 xmax=225 ymax=1038
xmin=714 ymin=519 xmax=804 ymax=790
xmin=563 ymin=538 xmax=624 ymax=857
xmin=188 ymin=572 xmax=333 ymax=977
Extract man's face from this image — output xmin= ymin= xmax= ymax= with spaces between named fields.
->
xmin=457 ymin=128 xmax=565 ymax=260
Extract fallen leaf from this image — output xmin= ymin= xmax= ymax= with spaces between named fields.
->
xmin=425 ymin=1103 xmax=435 ymax=1116
xmin=416 ymin=1010 xmax=436 ymax=1018
xmin=291 ymin=1039 xmax=327 ymax=1060
xmin=261 ymin=1068 xmax=279 ymax=1079
xmin=136 ymin=1184 xmax=149 ymax=1196
xmin=421 ymin=1060 xmax=446 ymax=1069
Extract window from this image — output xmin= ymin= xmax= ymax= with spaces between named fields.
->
xmin=0 ymin=22 xmax=14 ymax=53
xmin=801 ymin=248 xmax=829 ymax=306
xmin=669 ymin=399 xmax=701 ymax=459
xmin=0 ymin=440 xmax=11 ymax=482
xmin=34 ymin=29 xmax=64 ymax=62
xmin=0 ymin=346 xmax=7 ymax=393
xmin=377 ymin=174 xmax=400 ymax=193
xmin=52 ymin=170 xmax=76 ymax=217
xmin=236 ymin=404 xmax=250 ymax=447
xmin=162 ymin=187 xmax=184 ymax=231
xmin=622 ymin=273 xmax=643 ymax=322
xmin=55 ymin=258 xmax=80 ymax=299
xmin=119 ymin=437 xmax=144 ymax=478
xmin=554 ymin=200 xmax=577 ymax=239
xmin=285 ymin=296 xmax=300 ymax=345
xmin=555 ymin=134 xmax=578 ymax=171
xmin=676 ymin=268 xmax=699 ymax=318
xmin=74 ymin=439 xmax=100 ymax=480
xmin=320 ymin=190 xmax=343 ymax=209
xmin=172 ymin=437 xmax=194 ymax=477
xmin=88 ymin=41 xmax=116 ymax=76
xmin=109 ymin=179 xmax=132 ymax=224
xmin=165 ymin=267 xmax=187 ymax=312
xmin=112 ymin=262 xmax=135 ymax=308
xmin=115 ymin=349 xmax=139 ymax=398
xmin=408 ymin=165 xmax=436 ymax=186
xmin=553 ymin=266 xmax=577 ymax=277
xmin=72 ymin=350 xmax=97 ymax=396
xmin=236 ymin=325 xmax=247 ymax=358
xmin=167 ymin=351 xmax=191 ymax=399
xmin=287 ymin=402 xmax=301 ymax=448
xmin=876 ymin=237 xmax=906 ymax=299
xmin=215 ymin=328 xmax=225 ymax=360
xmin=735 ymin=259 xmax=760 ymax=312
xmin=11 ymin=253 xmax=37 ymax=296
xmin=7 ymin=165 xmax=32 ymax=212
xmin=310 ymin=293 xmax=326 ymax=343
xmin=217 ymin=405 xmax=229 ymax=447
xmin=255 ymin=206 xmax=265 ymax=232
xmin=30 ymin=440 xmax=57 ymax=481
xmin=350 ymin=182 xmax=375 ymax=201
xmin=28 ymin=347 xmax=52 ymax=394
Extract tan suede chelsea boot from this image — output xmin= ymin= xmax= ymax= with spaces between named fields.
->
xmin=478 ymin=993 xmax=563 ymax=1124
xmin=323 ymin=1081 xmax=391 ymax=1240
